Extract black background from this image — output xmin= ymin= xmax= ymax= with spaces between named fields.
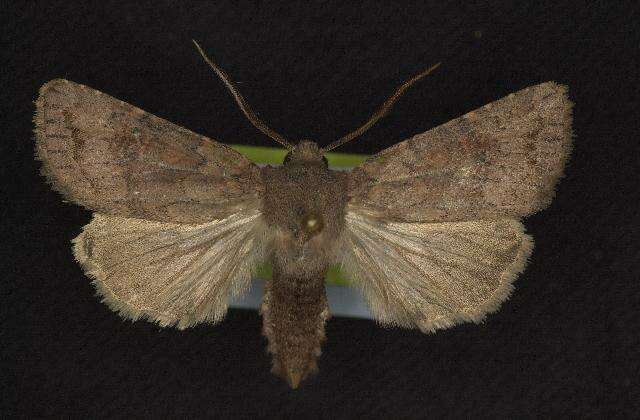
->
xmin=3 ymin=1 xmax=639 ymax=418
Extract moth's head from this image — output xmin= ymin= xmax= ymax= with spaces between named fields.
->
xmin=283 ymin=140 xmax=328 ymax=167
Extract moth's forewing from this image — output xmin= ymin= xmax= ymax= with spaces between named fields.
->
xmin=348 ymin=82 xmax=573 ymax=222
xmin=34 ymin=79 xmax=263 ymax=224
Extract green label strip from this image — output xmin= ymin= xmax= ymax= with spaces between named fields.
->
xmin=229 ymin=144 xmax=369 ymax=167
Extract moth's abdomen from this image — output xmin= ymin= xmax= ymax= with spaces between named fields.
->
xmin=260 ymin=270 xmax=329 ymax=388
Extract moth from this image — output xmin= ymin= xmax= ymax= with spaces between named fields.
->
xmin=34 ymin=41 xmax=572 ymax=388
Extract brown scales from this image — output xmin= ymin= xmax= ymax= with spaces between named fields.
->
xmin=34 ymin=42 xmax=573 ymax=388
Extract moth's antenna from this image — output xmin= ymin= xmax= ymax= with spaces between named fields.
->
xmin=321 ymin=62 xmax=441 ymax=153
xmin=192 ymin=40 xmax=294 ymax=150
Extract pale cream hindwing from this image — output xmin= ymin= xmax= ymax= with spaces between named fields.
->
xmin=340 ymin=208 xmax=533 ymax=332
xmin=73 ymin=209 xmax=267 ymax=329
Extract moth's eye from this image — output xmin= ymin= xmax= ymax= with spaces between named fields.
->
xmin=322 ymin=156 xmax=328 ymax=167
xmin=283 ymin=152 xmax=293 ymax=165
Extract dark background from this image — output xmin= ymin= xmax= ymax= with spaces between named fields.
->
xmin=3 ymin=1 xmax=638 ymax=418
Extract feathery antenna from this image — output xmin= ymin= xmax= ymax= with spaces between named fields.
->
xmin=321 ymin=62 xmax=441 ymax=153
xmin=192 ymin=40 xmax=294 ymax=149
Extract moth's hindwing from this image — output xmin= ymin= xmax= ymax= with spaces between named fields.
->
xmin=73 ymin=210 xmax=267 ymax=329
xmin=340 ymin=211 xmax=532 ymax=332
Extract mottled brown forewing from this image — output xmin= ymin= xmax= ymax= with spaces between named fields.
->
xmin=35 ymin=79 xmax=263 ymax=224
xmin=348 ymin=82 xmax=573 ymax=222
